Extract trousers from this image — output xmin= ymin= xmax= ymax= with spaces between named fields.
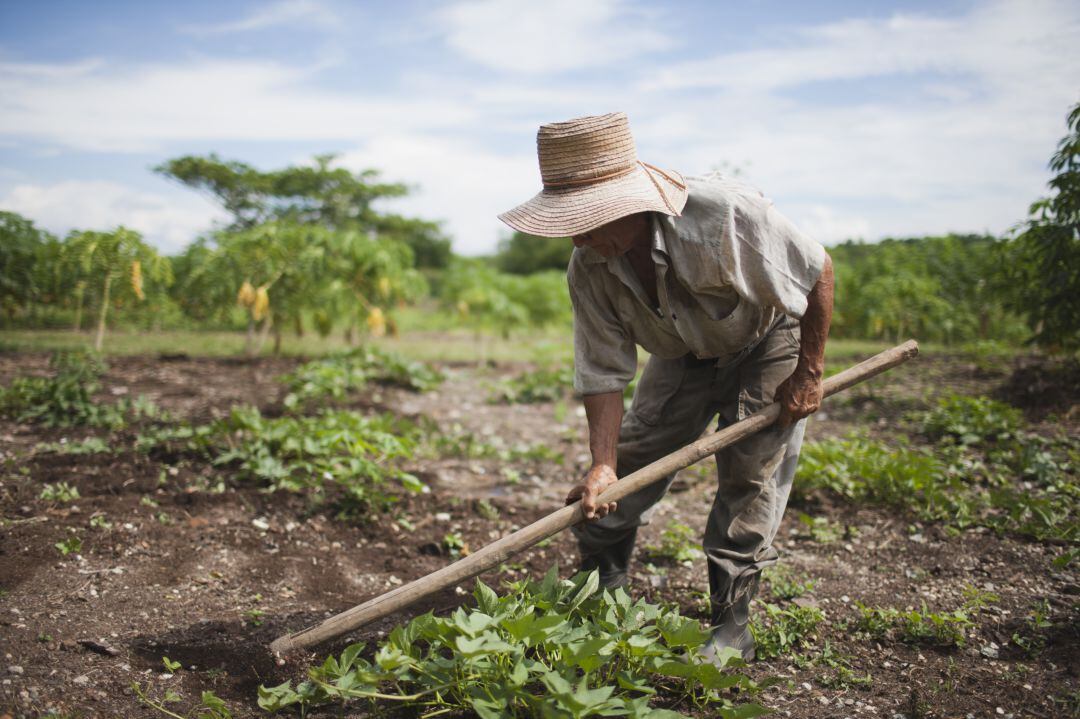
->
xmin=571 ymin=314 xmax=805 ymax=622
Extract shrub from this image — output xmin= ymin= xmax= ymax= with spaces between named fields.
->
xmin=281 ymin=346 xmax=442 ymax=409
xmin=911 ymin=394 xmax=1022 ymax=446
xmin=0 ymin=351 xmax=124 ymax=427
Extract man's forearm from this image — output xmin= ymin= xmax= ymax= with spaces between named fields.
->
xmin=583 ymin=391 xmax=623 ymax=470
xmin=797 ymin=254 xmax=834 ymax=377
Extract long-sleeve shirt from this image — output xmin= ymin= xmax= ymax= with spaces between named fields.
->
xmin=569 ymin=173 xmax=827 ymax=396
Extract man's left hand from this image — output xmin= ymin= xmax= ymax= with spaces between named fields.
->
xmin=774 ymin=366 xmax=823 ymax=428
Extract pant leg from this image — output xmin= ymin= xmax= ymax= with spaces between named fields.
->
xmin=704 ymin=316 xmax=805 ymax=623
xmin=573 ymin=353 xmax=718 ymax=587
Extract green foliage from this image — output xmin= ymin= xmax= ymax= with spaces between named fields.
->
xmin=423 ymin=421 xmax=564 ymax=464
xmin=912 ymin=394 xmax=1022 ymax=446
xmin=138 ymin=407 xmax=424 ymax=513
xmin=796 ymin=513 xmax=848 ymax=544
xmin=0 ymin=351 xmax=125 ymax=427
xmin=762 ymin=566 xmax=815 ymax=601
xmin=829 ymin=234 xmax=1027 ymax=345
xmin=750 ymin=603 xmax=825 ymax=659
xmin=442 ymin=260 xmax=571 ymax=337
xmin=40 ymin=482 xmax=80 ymax=502
xmin=491 ymin=365 xmax=574 ymax=404
xmin=795 ymin=429 xmax=1079 ymax=542
xmin=496 ymin=231 xmax=573 ymax=274
xmin=258 ymin=569 xmax=764 ymax=718
xmin=645 ymin=522 xmax=704 ymax=564
xmin=852 ymin=588 xmax=995 ymax=648
xmin=55 ymin=535 xmax=82 ymax=556
xmin=281 ymin=346 xmax=443 ymax=409
xmin=133 ymin=681 xmax=234 ymax=719
xmin=0 ymin=211 xmax=59 ymax=323
xmin=1004 ymin=102 xmax=1080 ymax=352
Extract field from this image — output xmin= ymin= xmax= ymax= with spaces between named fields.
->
xmin=0 ymin=333 xmax=1077 ymax=718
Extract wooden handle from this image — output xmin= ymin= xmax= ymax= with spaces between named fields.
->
xmin=270 ymin=339 xmax=919 ymax=654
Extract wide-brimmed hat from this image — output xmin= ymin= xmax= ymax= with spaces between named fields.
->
xmin=498 ymin=112 xmax=688 ymax=238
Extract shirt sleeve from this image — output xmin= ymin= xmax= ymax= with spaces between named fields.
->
xmin=567 ymin=257 xmax=638 ymax=396
xmin=720 ymin=183 xmax=827 ymax=318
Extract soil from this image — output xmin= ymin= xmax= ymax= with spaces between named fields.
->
xmin=0 ymin=350 xmax=1077 ymax=719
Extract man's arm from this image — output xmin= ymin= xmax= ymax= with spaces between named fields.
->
xmin=565 ymin=391 xmax=623 ymax=519
xmin=776 ymin=252 xmax=834 ymax=428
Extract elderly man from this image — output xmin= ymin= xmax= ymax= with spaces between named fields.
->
xmin=498 ymin=113 xmax=833 ymax=661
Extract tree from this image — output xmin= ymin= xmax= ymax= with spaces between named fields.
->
xmin=494 ymin=231 xmax=573 ymax=274
xmin=1006 ymin=102 xmax=1080 ymax=352
xmin=156 ymin=153 xmax=452 ymax=268
xmin=63 ymin=228 xmax=171 ymax=350
xmin=0 ymin=212 xmax=56 ymax=322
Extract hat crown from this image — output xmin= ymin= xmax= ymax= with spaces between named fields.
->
xmin=537 ymin=112 xmax=639 ymax=189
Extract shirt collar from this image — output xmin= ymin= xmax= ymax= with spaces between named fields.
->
xmin=580 ymin=213 xmax=667 ymax=265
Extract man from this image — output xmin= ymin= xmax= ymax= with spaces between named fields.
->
xmin=498 ymin=112 xmax=833 ymax=661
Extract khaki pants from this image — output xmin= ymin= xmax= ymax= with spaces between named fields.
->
xmin=572 ymin=315 xmax=805 ymax=623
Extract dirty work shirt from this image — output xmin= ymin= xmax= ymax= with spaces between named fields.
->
xmin=568 ymin=173 xmax=827 ymax=396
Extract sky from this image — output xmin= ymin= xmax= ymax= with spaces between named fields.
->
xmin=1 ymin=0 xmax=1078 ymax=256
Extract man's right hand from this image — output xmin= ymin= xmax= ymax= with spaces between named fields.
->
xmin=565 ymin=464 xmax=619 ymax=520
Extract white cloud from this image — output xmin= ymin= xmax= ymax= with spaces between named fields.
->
xmin=179 ymin=0 xmax=339 ymax=35
xmin=0 ymin=181 xmax=228 ymax=254
xmin=0 ymin=58 xmax=475 ymax=153
xmin=338 ymin=134 xmax=537 ymax=255
xmin=787 ymin=204 xmax=871 ymax=245
xmin=439 ymin=0 xmax=671 ymax=73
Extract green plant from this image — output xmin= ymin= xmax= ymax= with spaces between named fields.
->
xmin=762 ymin=566 xmax=815 ymax=601
xmin=89 ymin=514 xmax=112 ymax=530
xmin=133 ymin=682 xmax=233 ymax=719
xmin=443 ymin=531 xmax=468 ymax=558
xmin=55 ymin=535 xmax=82 ymax=556
xmin=750 ymin=602 xmax=825 ymax=659
xmin=138 ymin=406 xmax=424 ymax=514
xmin=281 ymin=346 xmax=443 ymax=408
xmin=796 ymin=513 xmax=847 ymax=543
xmin=258 ymin=569 xmax=764 ymax=718
xmin=490 ymin=366 xmax=574 ymax=404
xmin=162 ymin=656 xmax=182 ymax=674
xmin=912 ymin=395 xmax=1022 ymax=446
xmin=34 ymin=436 xmax=112 ymax=455
xmin=40 ymin=481 xmax=80 ymax=502
xmin=852 ymin=588 xmax=995 ymax=648
xmin=0 ymin=351 xmax=123 ymax=427
xmin=645 ymin=522 xmax=703 ymax=564
xmin=1011 ymin=600 xmax=1053 ymax=657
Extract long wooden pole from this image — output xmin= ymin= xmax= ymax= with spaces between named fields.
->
xmin=271 ymin=340 xmax=919 ymax=654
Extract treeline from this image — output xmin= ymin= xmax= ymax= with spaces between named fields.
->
xmin=2 ymin=104 xmax=1077 ymax=353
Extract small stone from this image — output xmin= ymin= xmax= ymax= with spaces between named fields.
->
xmin=7 ymin=666 xmax=23 ymax=675
xmin=251 ymin=517 xmax=270 ymax=531
xmin=980 ymin=644 xmax=999 ymax=659
xmin=72 ymin=675 xmax=89 ymax=685
xmin=435 ymin=512 xmax=451 ymax=522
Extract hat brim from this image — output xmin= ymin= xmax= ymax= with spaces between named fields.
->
xmin=498 ymin=164 xmax=688 ymax=238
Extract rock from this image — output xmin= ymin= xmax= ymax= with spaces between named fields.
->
xmin=6 ymin=666 xmax=23 ymax=676
xmin=72 ymin=675 xmax=90 ymax=685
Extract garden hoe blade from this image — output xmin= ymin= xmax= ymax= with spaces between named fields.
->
xmin=270 ymin=340 xmax=919 ymax=656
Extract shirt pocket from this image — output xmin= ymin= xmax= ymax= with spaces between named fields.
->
xmin=628 ymin=355 xmax=688 ymax=426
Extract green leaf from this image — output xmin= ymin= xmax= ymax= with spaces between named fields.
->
xmin=474 ymin=580 xmax=500 ymax=615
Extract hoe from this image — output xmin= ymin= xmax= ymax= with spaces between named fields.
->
xmin=271 ymin=340 xmax=919 ymax=655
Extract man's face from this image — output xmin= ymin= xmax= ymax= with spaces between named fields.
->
xmin=571 ymin=213 xmax=648 ymax=258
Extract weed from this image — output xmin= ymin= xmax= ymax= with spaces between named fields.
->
xmin=762 ymin=566 xmax=816 ymax=601
xmin=55 ymin=535 xmax=82 ymax=556
xmin=139 ymin=407 xmax=425 ymax=513
xmin=281 ymin=346 xmax=443 ymax=409
xmin=443 ymin=531 xmax=469 ymax=558
xmin=258 ymin=569 xmax=764 ymax=718
xmin=89 ymin=514 xmax=112 ymax=530
xmin=34 ymin=437 xmax=111 ymax=455
xmin=162 ymin=656 xmax=182 ymax=674
xmin=490 ymin=365 xmax=573 ymax=404
xmin=424 ymin=421 xmax=563 ymax=463
xmin=852 ymin=588 xmax=995 ymax=648
xmin=750 ymin=602 xmax=825 ymax=659
xmin=1011 ymin=600 xmax=1053 ymax=657
xmin=645 ymin=521 xmax=704 ymax=564
xmin=796 ymin=513 xmax=849 ymax=543
xmin=244 ymin=608 xmax=266 ymax=627
xmin=476 ymin=498 xmax=500 ymax=520
xmin=40 ymin=482 xmax=80 ymax=502
xmin=911 ymin=394 xmax=1021 ymax=446
xmin=133 ymin=682 xmax=234 ymax=719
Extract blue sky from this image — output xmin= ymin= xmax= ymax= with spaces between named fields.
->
xmin=1 ymin=0 xmax=1078 ymax=255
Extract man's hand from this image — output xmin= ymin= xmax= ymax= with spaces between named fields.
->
xmin=775 ymin=366 xmax=823 ymax=428
xmin=565 ymin=464 xmax=618 ymax=520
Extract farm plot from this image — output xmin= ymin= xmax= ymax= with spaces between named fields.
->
xmin=0 ymin=347 xmax=1077 ymax=718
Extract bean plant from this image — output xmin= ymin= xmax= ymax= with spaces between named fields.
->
xmin=259 ymin=569 xmax=765 ymax=718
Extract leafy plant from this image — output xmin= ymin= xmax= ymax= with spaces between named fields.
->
xmin=139 ymin=406 xmax=424 ymax=513
xmin=912 ymin=394 xmax=1022 ymax=446
xmin=490 ymin=366 xmax=574 ymax=404
xmin=40 ymin=481 xmax=80 ymax=502
xmin=443 ymin=531 xmax=469 ymax=558
xmin=645 ymin=522 xmax=704 ymax=564
xmin=281 ymin=346 xmax=443 ymax=409
xmin=750 ymin=603 xmax=825 ymax=659
xmin=796 ymin=513 xmax=848 ymax=544
xmin=258 ymin=569 xmax=764 ymax=718
xmin=762 ymin=566 xmax=816 ymax=601
xmin=852 ymin=588 xmax=995 ymax=648
xmin=55 ymin=535 xmax=82 ymax=556
xmin=162 ymin=656 xmax=182 ymax=674
xmin=0 ymin=351 xmax=123 ymax=427
xmin=133 ymin=682 xmax=234 ymax=719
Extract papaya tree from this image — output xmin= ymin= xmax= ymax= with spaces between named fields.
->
xmin=63 ymin=227 xmax=170 ymax=350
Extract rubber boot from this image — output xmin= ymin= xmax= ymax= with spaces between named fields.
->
xmin=700 ymin=574 xmax=758 ymax=664
xmin=577 ymin=527 xmax=637 ymax=589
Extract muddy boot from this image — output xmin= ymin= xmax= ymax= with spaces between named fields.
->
xmin=700 ymin=574 xmax=759 ymax=664
xmin=700 ymin=600 xmax=756 ymax=663
xmin=577 ymin=527 xmax=637 ymax=589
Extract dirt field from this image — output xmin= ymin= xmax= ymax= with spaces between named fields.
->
xmin=0 ymin=349 xmax=1077 ymax=718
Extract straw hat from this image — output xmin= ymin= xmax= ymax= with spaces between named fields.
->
xmin=498 ymin=112 xmax=688 ymax=238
